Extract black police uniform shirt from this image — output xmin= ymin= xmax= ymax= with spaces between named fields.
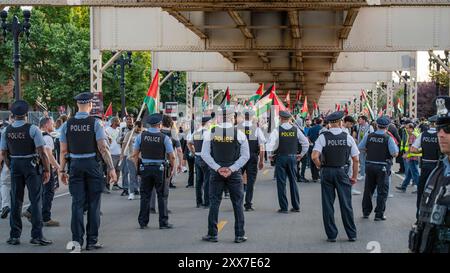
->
xmin=187 ymin=127 xmax=208 ymax=156
xmin=412 ymin=128 xmax=440 ymax=162
xmin=200 ymin=122 xmax=250 ymax=173
xmin=237 ymin=121 xmax=266 ymax=155
xmin=312 ymin=127 xmax=360 ymax=163
xmin=58 ymin=112 xmax=108 ymax=158
xmin=0 ymin=120 xmax=46 ymax=157
xmin=266 ymin=122 xmax=309 ymax=157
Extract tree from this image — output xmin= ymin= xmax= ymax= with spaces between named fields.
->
xmin=0 ymin=7 xmax=154 ymax=114
xmin=102 ymin=51 xmax=152 ymax=116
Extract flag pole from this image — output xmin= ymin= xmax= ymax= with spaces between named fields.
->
xmin=119 ymin=70 xmax=162 ymax=166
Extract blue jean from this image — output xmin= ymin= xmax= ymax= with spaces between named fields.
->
xmin=123 ymin=159 xmax=139 ymax=193
xmin=401 ymin=159 xmax=419 ymax=189
xmin=359 ymin=151 xmax=366 ymax=177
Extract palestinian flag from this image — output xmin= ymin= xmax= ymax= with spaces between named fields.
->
xmin=103 ymin=102 xmax=113 ymax=119
xmin=300 ymin=96 xmax=308 ymax=119
xmin=219 ymin=87 xmax=231 ymax=106
xmin=249 ymin=84 xmax=263 ymax=104
xmin=397 ymin=98 xmax=404 ymax=114
xmin=361 ymin=90 xmax=375 ymax=120
xmin=144 ymin=69 xmax=159 ymax=114
xmin=272 ymin=92 xmax=288 ymax=113
xmin=344 ymin=104 xmax=348 ymax=115
xmin=255 ymin=84 xmax=276 ymax=118
xmin=255 ymin=91 xmax=273 ymax=118
xmin=285 ymin=91 xmax=291 ymax=110
xmin=312 ymin=101 xmax=320 ymax=118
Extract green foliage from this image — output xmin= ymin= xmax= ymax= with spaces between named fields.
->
xmin=159 ymin=71 xmax=187 ymax=104
xmin=0 ymin=7 xmax=156 ymax=114
xmin=102 ymin=51 xmax=152 ymax=116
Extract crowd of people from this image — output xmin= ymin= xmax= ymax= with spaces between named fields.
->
xmin=0 ymin=93 xmax=448 ymax=253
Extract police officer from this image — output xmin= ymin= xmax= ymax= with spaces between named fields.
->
xmin=311 ymin=111 xmax=359 ymax=242
xmin=358 ymin=116 xmax=399 ymax=221
xmin=59 ymin=92 xmax=117 ymax=251
xmin=187 ymin=116 xmax=212 ymax=208
xmin=237 ymin=109 xmax=265 ymax=211
xmin=201 ymin=107 xmax=250 ymax=243
xmin=410 ymin=115 xmax=440 ymax=220
xmin=266 ymin=111 xmax=309 ymax=213
xmin=131 ymin=113 xmax=176 ymax=229
xmin=409 ymin=96 xmax=450 ymax=253
xmin=0 ymin=100 xmax=51 ymax=246
xmin=23 ymin=117 xmax=60 ymax=227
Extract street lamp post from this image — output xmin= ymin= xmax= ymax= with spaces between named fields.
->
xmin=171 ymin=72 xmax=179 ymax=101
xmin=113 ymin=51 xmax=132 ymax=119
xmin=1 ymin=7 xmax=32 ymax=101
xmin=403 ymin=72 xmax=410 ymax=118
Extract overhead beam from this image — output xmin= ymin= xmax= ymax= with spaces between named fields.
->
xmin=8 ymin=0 xmax=450 ymax=9
xmin=339 ymin=8 xmax=359 ymax=39
xmin=90 ymin=7 xmax=450 ymax=52
xmin=164 ymin=8 xmax=208 ymax=39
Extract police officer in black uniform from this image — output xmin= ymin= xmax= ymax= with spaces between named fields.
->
xmin=311 ymin=111 xmax=360 ymax=242
xmin=59 ymin=92 xmax=117 ymax=251
xmin=358 ymin=116 xmax=399 ymax=221
xmin=201 ymin=107 xmax=250 ymax=243
xmin=409 ymin=96 xmax=450 ymax=253
xmin=410 ymin=115 xmax=440 ymax=220
xmin=0 ymin=100 xmax=51 ymax=246
xmin=237 ymin=109 xmax=265 ymax=211
xmin=131 ymin=113 xmax=176 ymax=229
xmin=187 ymin=116 xmax=212 ymax=208
xmin=266 ymin=111 xmax=309 ymax=213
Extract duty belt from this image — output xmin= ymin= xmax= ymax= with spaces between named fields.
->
xmin=422 ymin=159 xmax=439 ymax=163
xmin=366 ymin=160 xmax=388 ymax=166
xmin=322 ymin=165 xmax=348 ymax=169
xmin=142 ymin=162 xmax=164 ymax=166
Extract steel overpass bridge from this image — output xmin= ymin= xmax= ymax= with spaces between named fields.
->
xmin=3 ymin=0 xmax=450 ymax=116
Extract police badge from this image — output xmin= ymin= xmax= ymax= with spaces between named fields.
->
xmin=436 ymin=98 xmax=448 ymax=116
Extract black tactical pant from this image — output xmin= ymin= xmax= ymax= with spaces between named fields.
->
xmin=362 ymin=163 xmax=390 ymax=218
xmin=139 ymin=164 xmax=169 ymax=227
xmin=69 ymin=158 xmax=103 ymax=246
xmin=27 ymin=170 xmax=56 ymax=222
xmin=309 ymin=147 xmax=320 ymax=180
xmin=195 ymin=156 xmax=210 ymax=206
xmin=416 ymin=161 xmax=438 ymax=219
xmin=186 ymin=155 xmax=195 ymax=187
xmin=9 ymin=158 xmax=43 ymax=240
xmin=320 ymin=166 xmax=356 ymax=240
xmin=208 ymin=171 xmax=245 ymax=237
xmin=275 ymin=155 xmax=300 ymax=211
xmin=242 ymin=153 xmax=258 ymax=209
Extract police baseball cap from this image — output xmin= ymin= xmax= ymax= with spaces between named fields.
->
xmin=202 ymin=116 xmax=212 ymax=123
xmin=243 ymin=108 xmax=255 ymax=117
xmin=279 ymin=111 xmax=291 ymax=119
xmin=146 ymin=113 xmax=163 ymax=125
xmin=10 ymin=100 xmax=29 ymax=116
xmin=326 ymin=111 xmax=344 ymax=123
xmin=428 ymin=115 xmax=437 ymax=123
xmin=74 ymin=92 xmax=94 ymax=104
xmin=376 ymin=116 xmax=390 ymax=128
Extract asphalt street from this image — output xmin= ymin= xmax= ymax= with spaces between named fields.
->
xmin=0 ymin=164 xmax=417 ymax=253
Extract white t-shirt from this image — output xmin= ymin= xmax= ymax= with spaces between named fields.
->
xmin=43 ymin=134 xmax=54 ymax=150
xmin=105 ymin=126 xmax=121 ymax=155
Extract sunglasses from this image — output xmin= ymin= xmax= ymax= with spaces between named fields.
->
xmin=437 ymin=125 xmax=450 ymax=134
